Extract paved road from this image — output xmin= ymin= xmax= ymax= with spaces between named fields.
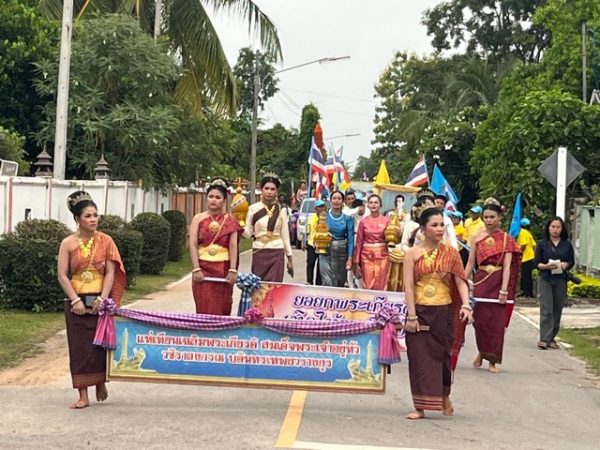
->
xmin=1 ymin=248 xmax=599 ymax=450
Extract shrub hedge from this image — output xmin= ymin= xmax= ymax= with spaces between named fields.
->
xmin=130 ymin=212 xmax=171 ymax=274
xmin=568 ymin=274 xmax=600 ymax=299
xmin=162 ymin=210 xmax=187 ymax=261
xmin=14 ymin=219 xmax=70 ymax=242
xmin=110 ymin=227 xmax=143 ymax=286
xmin=0 ymin=234 xmax=64 ymax=312
xmin=98 ymin=214 xmax=127 ymax=233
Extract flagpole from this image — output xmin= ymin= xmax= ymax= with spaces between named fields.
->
xmin=304 ymin=137 xmax=315 ymax=248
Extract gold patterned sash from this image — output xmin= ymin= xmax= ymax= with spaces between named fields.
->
xmin=71 ymin=267 xmax=104 ymax=294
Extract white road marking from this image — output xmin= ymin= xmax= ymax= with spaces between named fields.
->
xmin=293 ymin=441 xmax=437 ymax=450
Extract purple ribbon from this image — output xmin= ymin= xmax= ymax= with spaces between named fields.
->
xmin=244 ymin=307 xmax=264 ymax=324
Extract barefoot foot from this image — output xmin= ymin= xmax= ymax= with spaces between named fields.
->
xmin=96 ymin=383 xmax=108 ymax=402
xmin=488 ymin=363 xmax=500 ymax=373
xmin=472 ymin=353 xmax=482 ymax=368
xmin=443 ymin=397 xmax=454 ymax=416
xmin=405 ymin=410 xmax=425 ymax=420
xmin=69 ymin=399 xmax=89 ymax=409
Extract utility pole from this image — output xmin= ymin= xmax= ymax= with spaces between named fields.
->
xmin=53 ymin=0 xmax=74 ymax=180
xmin=154 ymin=0 xmax=163 ymax=40
xmin=250 ymin=52 xmax=260 ymax=204
xmin=583 ymin=23 xmax=587 ymax=103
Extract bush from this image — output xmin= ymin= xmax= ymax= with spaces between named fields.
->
xmin=98 ymin=215 xmax=127 ymax=233
xmin=14 ymin=219 xmax=70 ymax=243
xmin=109 ymin=228 xmax=143 ymax=287
xmin=130 ymin=212 xmax=170 ymax=274
xmin=162 ymin=210 xmax=187 ymax=261
xmin=0 ymin=235 xmax=64 ymax=311
xmin=569 ymin=275 xmax=600 ymax=299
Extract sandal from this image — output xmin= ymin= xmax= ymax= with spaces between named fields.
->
xmin=549 ymin=341 xmax=560 ymax=349
xmin=537 ymin=341 xmax=548 ymax=350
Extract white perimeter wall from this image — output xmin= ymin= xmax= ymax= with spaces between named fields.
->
xmin=0 ymin=176 xmax=171 ymax=233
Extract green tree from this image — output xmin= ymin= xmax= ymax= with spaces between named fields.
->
xmin=233 ymin=47 xmax=279 ymax=117
xmin=0 ymin=125 xmax=30 ymax=174
xmin=298 ymin=103 xmax=321 ymax=159
xmin=256 ymin=123 xmax=300 ymax=195
xmin=35 ymin=15 xmax=182 ymax=185
xmin=423 ymin=0 xmax=549 ymax=65
xmin=40 ymin=0 xmax=282 ymax=115
xmin=0 ymin=0 xmax=57 ymax=159
xmin=352 ymin=155 xmax=379 ymax=181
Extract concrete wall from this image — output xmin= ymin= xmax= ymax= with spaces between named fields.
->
xmin=574 ymin=205 xmax=600 ymax=275
xmin=0 ymin=176 xmax=171 ymax=233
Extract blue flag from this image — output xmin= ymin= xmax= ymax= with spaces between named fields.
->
xmin=509 ymin=193 xmax=522 ymax=239
xmin=431 ymin=165 xmax=458 ymax=205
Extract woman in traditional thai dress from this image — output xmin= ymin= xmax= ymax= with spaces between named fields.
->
xmin=403 ymin=207 xmax=473 ymax=420
xmin=465 ymin=197 xmax=521 ymax=373
xmin=189 ymin=179 xmax=242 ymax=315
xmin=57 ymin=191 xmax=126 ymax=409
xmin=319 ymin=190 xmax=354 ymax=287
xmin=353 ymin=194 xmax=390 ymax=290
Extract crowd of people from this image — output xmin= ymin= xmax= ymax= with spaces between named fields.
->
xmin=56 ymin=178 xmax=576 ymax=419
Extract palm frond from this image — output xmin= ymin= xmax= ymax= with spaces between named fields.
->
xmin=203 ymin=0 xmax=283 ymax=62
xmin=170 ymin=0 xmax=237 ymax=115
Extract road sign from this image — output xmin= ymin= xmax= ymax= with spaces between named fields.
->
xmin=538 ymin=148 xmax=585 ymax=188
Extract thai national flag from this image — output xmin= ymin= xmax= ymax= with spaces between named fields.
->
xmin=405 ymin=155 xmax=429 ymax=187
xmin=308 ymin=137 xmax=330 ymax=199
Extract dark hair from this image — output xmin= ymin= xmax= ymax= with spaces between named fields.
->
xmin=543 ymin=216 xmax=569 ymax=240
xmin=418 ymin=207 xmax=443 ymax=227
xmin=395 ymin=194 xmax=405 ymax=203
xmin=330 ymin=190 xmax=345 ymax=201
xmin=67 ymin=191 xmax=97 ymax=218
xmin=261 ymin=176 xmax=281 ymax=189
xmin=352 ymin=198 xmax=364 ymax=208
xmin=434 ymin=194 xmax=447 ymax=202
xmin=345 ymin=189 xmax=356 ymax=196
xmin=207 ymin=184 xmax=227 ymax=198
xmin=482 ymin=196 xmax=504 ymax=215
xmin=367 ymin=194 xmax=382 ymax=205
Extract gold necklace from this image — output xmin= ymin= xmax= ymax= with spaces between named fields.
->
xmin=208 ymin=214 xmax=222 ymax=233
xmin=264 ymin=203 xmax=276 ymax=218
xmin=78 ymin=233 xmax=95 ymax=258
xmin=422 ymin=247 xmax=439 ymax=268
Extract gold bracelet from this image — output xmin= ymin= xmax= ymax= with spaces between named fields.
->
xmin=407 ymin=315 xmax=418 ymax=320
xmin=70 ymin=297 xmax=82 ymax=306
xmin=192 ymin=268 xmax=202 ymax=273
xmin=460 ymin=305 xmax=473 ymax=311
xmin=499 ymin=290 xmax=508 ymax=295
xmin=228 ymin=269 xmax=238 ymax=274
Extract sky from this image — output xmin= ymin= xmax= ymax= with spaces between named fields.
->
xmin=209 ymin=0 xmax=442 ymax=172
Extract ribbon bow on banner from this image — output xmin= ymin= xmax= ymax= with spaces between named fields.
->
xmin=93 ymin=298 xmax=118 ymax=350
xmin=373 ymin=303 xmax=402 ymax=365
xmin=236 ymin=272 xmax=262 ymax=316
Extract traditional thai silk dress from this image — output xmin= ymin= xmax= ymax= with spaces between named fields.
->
xmin=472 ymin=230 xmax=521 ymax=364
xmin=354 ymin=214 xmax=390 ymax=290
xmin=319 ymin=210 xmax=354 ymax=287
xmin=192 ymin=214 xmax=242 ymax=315
xmin=244 ymin=202 xmax=292 ymax=282
xmin=66 ymin=231 xmax=126 ymax=389
xmin=406 ymin=244 xmax=467 ymax=411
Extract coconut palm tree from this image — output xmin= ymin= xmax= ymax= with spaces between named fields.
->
xmin=40 ymin=0 xmax=282 ymax=116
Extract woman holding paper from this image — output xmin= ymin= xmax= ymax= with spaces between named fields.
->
xmin=465 ymin=197 xmax=521 ymax=373
xmin=403 ymin=206 xmax=472 ymax=420
xmin=534 ymin=217 xmax=574 ymax=350
xmin=190 ymin=179 xmax=242 ymax=315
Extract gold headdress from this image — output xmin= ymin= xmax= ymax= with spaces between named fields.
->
xmin=483 ymin=197 xmax=502 ymax=207
xmin=260 ymin=171 xmax=281 ymax=187
xmin=67 ymin=191 xmax=93 ymax=209
xmin=206 ymin=178 xmax=228 ymax=189
xmin=413 ymin=199 xmax=436 ymax=221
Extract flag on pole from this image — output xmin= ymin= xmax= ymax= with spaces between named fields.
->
xmin=508 ymin=193 xmax=522 ymax=239
xmin=405 ymin=155 xmax=429 ymax=187
xmin=308 ymin=137 xmax=330 ymax=199
xmin=431 ymin=165 xmax=459 ymax=210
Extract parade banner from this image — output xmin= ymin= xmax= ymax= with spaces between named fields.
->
xmin=249 ymin=282 xmax=407 ymax=350
xmin=107 ymin=317 xmax=386 ymax=393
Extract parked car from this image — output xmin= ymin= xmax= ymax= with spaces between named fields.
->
xmin=296 ymin=198 xmax=329 ymax=247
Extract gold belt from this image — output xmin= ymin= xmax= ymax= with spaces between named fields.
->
xmin=198 ymin=244 xmax=229 ymax=262
xmin=479 ymin=264 xmax=502 ymax=273
xmin=72 ymin=269 xmax=104 ymax=294
xmin=257 ymin=234 xmax=281 ymax=244
xmin=363 ymin=242 xmax=386 ymax=248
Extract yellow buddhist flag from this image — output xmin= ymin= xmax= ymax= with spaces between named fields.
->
xmin=373 ymin=160 xmax=390 ymax=194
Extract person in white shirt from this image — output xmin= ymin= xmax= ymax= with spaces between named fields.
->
xmin=244 ymin=174 xmax=293 ymax=281
xmin=433 ymin=194 xmax=459 ymax=250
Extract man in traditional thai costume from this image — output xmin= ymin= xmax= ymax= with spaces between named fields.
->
xmin=403 ymin=206 xmax=473 ymax=420
xmin=353 ymin=194 xmax=390 ymax=290
xmin=57 ymin=191 xmax=126 ymax=409
xmin=465 ymin=197 xmax=521 ymax=373
xmin=244 ymin=173 xmax=293 ymax=281
xmin=319 ymin=190 xmax=355 ymax=287
xmin=189 ymin=179 xmax=242 ymax=315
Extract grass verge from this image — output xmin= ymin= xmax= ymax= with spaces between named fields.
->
xmin=559 ymin=326 xmax=600 ymax=376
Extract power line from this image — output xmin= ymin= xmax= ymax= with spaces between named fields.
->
xmin=283 ymin=87 xmax=377 ymax=104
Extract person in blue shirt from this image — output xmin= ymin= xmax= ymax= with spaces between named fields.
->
xmin=319 ymin=190 xmax=355 ymax=287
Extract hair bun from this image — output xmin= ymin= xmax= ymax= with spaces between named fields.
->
xmin=67 ymin=191 xmax=93 ymax=213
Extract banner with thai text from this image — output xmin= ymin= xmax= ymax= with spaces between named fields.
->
xmin=250 ymin=282 xmax=407 ymax=350
xmin=108 ymin=318 xmax=386 ymax=393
